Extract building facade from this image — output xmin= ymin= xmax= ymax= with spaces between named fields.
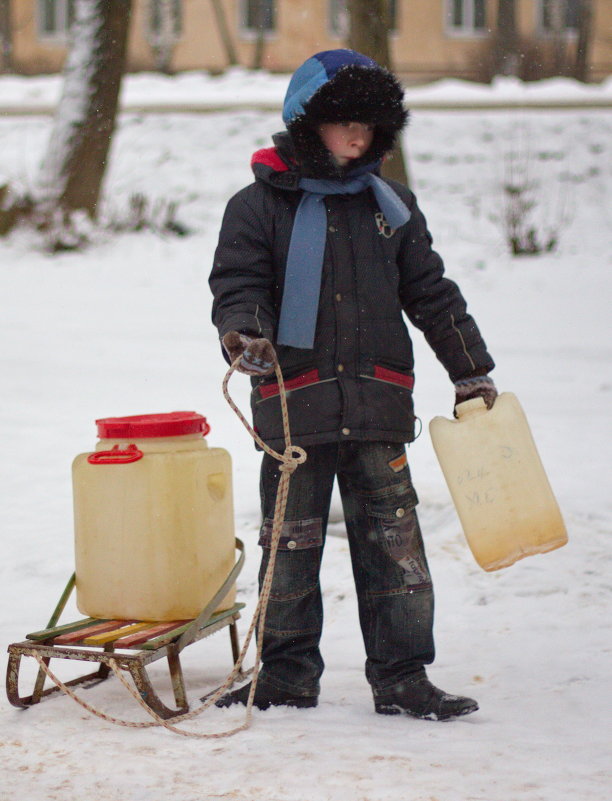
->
xmin=2 ymin=0 xmax=611 ymax=81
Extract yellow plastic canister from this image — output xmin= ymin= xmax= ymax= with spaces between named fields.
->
xmin=429 ymin=393 xmax=568 ymax=571
xmin=72 ymin=412 xmax=236 ymax=621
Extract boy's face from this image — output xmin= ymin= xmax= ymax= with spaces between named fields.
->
xmin=317 ymin=121 xmax=375 ymax=166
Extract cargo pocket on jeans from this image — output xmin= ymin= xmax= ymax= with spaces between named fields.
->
xmin=365 ymin=486 xmax=432 ymax=589
xmin=258 ymin=517 xmax=323 ymax=601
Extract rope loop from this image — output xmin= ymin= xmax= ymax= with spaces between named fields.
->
xmin=279 ymin=445 xmax=307 ymax=473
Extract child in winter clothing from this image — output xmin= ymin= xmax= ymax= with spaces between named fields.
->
xmin=209 ymin=50 xmax=496 ymax=720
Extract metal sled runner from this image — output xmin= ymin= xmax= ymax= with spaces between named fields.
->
xmin=6 ymin=538 xmax=245 ymax=720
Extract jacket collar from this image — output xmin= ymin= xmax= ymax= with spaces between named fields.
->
xmin=250 ymin=132 xmax=301 ymax=191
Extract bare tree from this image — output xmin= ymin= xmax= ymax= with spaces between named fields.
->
xmin=210 ymin=0 xmax=238 ymax=67
xmin=149 ymin=0 xmax=179 ymax=74
xmin=347 ymin=0 xmax=409 ymax=186
xmin=37 ymin=0 xmax=132 ymax=221
xmin=495 ymin=0 xmax=519 ymax=76
xmin=0 ymin=0 xmax=11 ymax=73
xmin=252 ymin=0 xmax=267 ymax=70
xmin=574 ymin=0 xmax=594 ymax=81
xmin=549 ymin=0 xmax=568 ymax=74
xmin=348 ymin=0 xmax=390 ymax=65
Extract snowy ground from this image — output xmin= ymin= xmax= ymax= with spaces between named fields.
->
xmin=0 ymin=73 xmax=611 ymax=801
xmin=1 ymin=69 xmax=611 ymax=112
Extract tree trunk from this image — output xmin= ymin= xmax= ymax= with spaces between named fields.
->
xmin=495 ymin=0 xmax=520 ymax=76
xmin=574 ymin=0 xmax=593 ymax=82
xmin=38 ymin=0 xmax=132 ymax=219
xmin=210 ymin=0 xmax=238 ymax=67
xmin=0 ymin=0 xmax=11 ymax=73
xmin=550 ymin=0 xmax=567 ymax=75
xmin=252 ymin=0 xmax=266 ymax=70
xmin=347 ymin=0 xmax=409 ymax=186
xmin=348 ymin=0 xmax=390 ymax=64
xmin=150 ymin=0 xmax=177 ymax=74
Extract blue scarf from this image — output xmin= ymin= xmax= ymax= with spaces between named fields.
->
xmin=277 ymin=165 xmax=411 ymax=349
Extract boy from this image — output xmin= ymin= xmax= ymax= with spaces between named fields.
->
xmin=209 ymin=50 xmax=496 ymax=720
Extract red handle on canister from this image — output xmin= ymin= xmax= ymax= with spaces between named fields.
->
xmin=87 ymin=444 xmax=144 ymax=465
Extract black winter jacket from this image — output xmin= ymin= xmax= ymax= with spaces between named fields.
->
xmin=210 ymin=142 xmax=494 ymax=450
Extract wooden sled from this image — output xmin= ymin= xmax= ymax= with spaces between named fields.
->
xmin=6 ymin=538 xmax=245 ymax=720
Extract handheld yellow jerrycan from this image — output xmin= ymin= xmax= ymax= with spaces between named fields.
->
xmin=72 ymin=412 xmax=236 ymax=620
xmin=429 ymin=393 xmax=567 ymax=571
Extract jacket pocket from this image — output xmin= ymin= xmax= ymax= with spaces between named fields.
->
xmin=256 ymin=368 xmax=323 ymax=402
xmin=258 ymin=517 xmax=323 ymax=550
xmin=359 ymin=364 xmax=414 ymax=390
xmin=258 ymin=517 xmax=323 ymax=602
xmin=365 ymin=486 xmax=431 ymax=589
xmin=364 ymin=483 xmax=418 ymax=519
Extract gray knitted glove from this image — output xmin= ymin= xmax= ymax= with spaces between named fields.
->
xmin=454 ymin=375 xmax=498 ymax=415
xmin=222 ymin=331 xmax=276 ymax=376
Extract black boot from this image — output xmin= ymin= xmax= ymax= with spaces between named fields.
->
xmin=374 ymin=671 xmax=478 ymax=721
xmin=212 ymin=676 xmax=318 ymax=711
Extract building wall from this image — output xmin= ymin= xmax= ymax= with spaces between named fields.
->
xmin=6 ymin=0 xmax=612 ymax=82
xmin=512 ymin=0 xmax=612 ymax=81
xmin=578 ymin=0 xmax=611 ymax=80
xmin=160 ymin=0 xmax=354 ymax=73
xmin=11 ymin=0 xmax=65 ymax=73
xmin=391 ymin=0 xmax=494 ymax=80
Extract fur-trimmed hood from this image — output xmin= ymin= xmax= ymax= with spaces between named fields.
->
xmin=281 ymin=49 xmax=409 ymax=179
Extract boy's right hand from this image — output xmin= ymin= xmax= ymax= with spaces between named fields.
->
xmin=222 ymin=331 xmax=276 ymax=376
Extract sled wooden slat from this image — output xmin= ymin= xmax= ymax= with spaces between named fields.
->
xmin=113 ymin=620 xmax=191 ymax=648
xmin=140 ymin=605 xmax=241 ymax=650
xmin=82 ymin=621 xmax=153 ymax=646
xmin=26 ymin=617 xmax=105 ymax=642
xmin=53 ymin=619 xmax=138 ymax=645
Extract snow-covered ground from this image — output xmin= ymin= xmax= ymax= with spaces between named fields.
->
xmin=0 ymin=69 xmax=611 ymax=112
xmin=0 ymin=72 xmax=611 ymax=800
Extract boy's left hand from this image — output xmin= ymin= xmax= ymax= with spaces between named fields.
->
xmin=453 ymin=374 xmax=498 ymax=415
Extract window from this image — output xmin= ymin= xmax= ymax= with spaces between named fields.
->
xmin=329 ymin=0 xmax=398 ymax=39
xmin=37 ymin=0 xmax=75 ymax=39
xmin=241 ymin=0 xmax=276 ymax=33
xmin=539 ymin=0 xmax=580 ymax=33
xmin=148 ymin=0 xmax=182 ymax=40
xmin=446 ymin=0 xmax=487 ymax=36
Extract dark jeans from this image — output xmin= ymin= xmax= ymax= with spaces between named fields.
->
xmin=257 ymin=441 xmax=435 ymax=698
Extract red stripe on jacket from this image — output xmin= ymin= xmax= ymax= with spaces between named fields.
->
xmin=259 ymin=369 xmax=320 ymax=399
xmin=374 ymin=366 xmax=415 ymax=389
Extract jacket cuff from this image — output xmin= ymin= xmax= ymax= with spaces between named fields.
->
xmin=218 ymin=313 xmax=275 ymax=343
